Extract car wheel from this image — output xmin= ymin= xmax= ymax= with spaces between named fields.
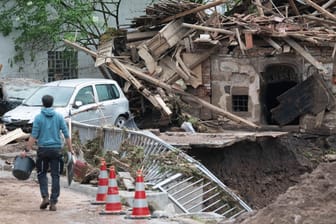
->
xmin=114 ymin=116 xmax=127 ymax=128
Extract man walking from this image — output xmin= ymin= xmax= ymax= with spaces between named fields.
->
xmin=21 ymin=95 xmax=74 ymax=211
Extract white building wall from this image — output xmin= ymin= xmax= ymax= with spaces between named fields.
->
xmin=0 ymin=0 xmax=153 ymax=81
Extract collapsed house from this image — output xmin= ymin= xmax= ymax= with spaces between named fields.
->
xmin=65 ymin=0 xmax=336 ymax=134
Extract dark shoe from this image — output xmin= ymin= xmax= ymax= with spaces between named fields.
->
xmin=40 ymin=197 xmax=50 ymax=209
xmin=49 ymin=203 xmax=57 ymax=211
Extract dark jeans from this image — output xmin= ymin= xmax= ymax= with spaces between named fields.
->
xmin=36 ymin=148 xmax=63 ymax=204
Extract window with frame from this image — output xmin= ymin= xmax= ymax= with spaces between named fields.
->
xmin=75 ymin=86 xmax=95 ymax=105
xmin=96 ymin=84 xmax=120 ymax=102
xmin=48 ymin=51 xmax=78 ymax=82
xmin=232 ymin=95 xmax=248 ymax=112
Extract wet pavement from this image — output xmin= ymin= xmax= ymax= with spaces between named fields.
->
xmin=0 ymin=167 xmax=223 ymax=224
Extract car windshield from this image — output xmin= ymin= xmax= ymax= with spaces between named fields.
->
xmin=23 ymin=86 xmax=75 ymax=107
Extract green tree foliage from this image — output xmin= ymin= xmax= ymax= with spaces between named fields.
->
xmin=0 ymin=0 xmax=122 ymax=65
xmin=0 ymin=0 xmax=241 ymax=66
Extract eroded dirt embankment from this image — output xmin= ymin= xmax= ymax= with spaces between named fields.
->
xmin=236 ymin=161 xmax=336 ymax=224
xmin=187 ymin=133 xmax=332 ymax=209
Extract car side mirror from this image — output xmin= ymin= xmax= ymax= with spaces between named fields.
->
xmin=73 ymin=101 xmax=83 ymax=109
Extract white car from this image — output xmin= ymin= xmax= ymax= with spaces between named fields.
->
xmin=2 ymin=78 xmax=130 ymax=131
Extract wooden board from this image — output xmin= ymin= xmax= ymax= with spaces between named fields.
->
xmin=0 ymin=128 xmax=29 ymax=146
xmin=95 ymin=40 xmax=114 ymax=67
xmin=144 ymin=19 xmax=190 ymax=59
xmin=271 ymin=74 xmax=334 ymax=125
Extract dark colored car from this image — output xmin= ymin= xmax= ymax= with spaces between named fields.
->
xmin=0 ymin=78 xmax=43 ymax=116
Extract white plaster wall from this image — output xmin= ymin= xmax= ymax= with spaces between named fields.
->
xmin=0 ymin=33 xmax=48 ymax=81
xmin=0 ymin=34 xmax=15 ymax=77
xmin=0 ymin=0 xmax=153 ymax=80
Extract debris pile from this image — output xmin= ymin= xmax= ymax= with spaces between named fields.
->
xmin=71 ymin=131 xmax=205 ymax=188
xmin=65 ymin=0 xmax=336 ymax=130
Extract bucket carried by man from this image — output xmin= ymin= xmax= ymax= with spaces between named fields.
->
xmin=12 ymin=155 xmax=35 ymax=180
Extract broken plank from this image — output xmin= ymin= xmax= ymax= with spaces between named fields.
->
xmin=111 ymin=59 xmax=162 ymax=110
xmin=262 ymin=37 xmax=282 ymax=52
xmin=254 ymin=0 xmax=264 ymax=16
xmin=0 ymin=128 xmax=29 ymax=147
xmin=127 ymin=31 xmax=158 ymax=42
xmin=181 ymin=23 xmax=235 ymax=35
xmin=180 ymin=95 xmax=259 ymax=128
xmin=271 ymin=74 xmax=332 ymax=125
xmin=288 ymin=0 xmax=300 ymax=16
xmin=175 ymin=63 xmax=191 ymax=81
xmin=160 ymin=0 xmax=227 ymax=23
xmin=185 ymin=46 xmax=218 ymax=69
xmin=95 ymin=40 xmax=113 ymax=67
xmin=161 ymin=20 xmax=190 ymax=47
xmin=175 ymin=46 xmax=192 ymax=80
xmin=235 ymin=28 xmax=246 ymax=55
xmin=303 ymin=15 xmax=336 ymax=26
xmin=312 ymin=0 xmax=336 ymax=15
xmin=304 ymin=0 xmax=336 ymax=21
xmin=154 ymin=94 xmax=172 ymax=116
xmin=315 ymin=110 xmax=325 ymax=128
xmin=182 ymin=53 xmax=203 ymax=88
xmin=283 ymin=37 xmax=328 ymax=74
xmin=138 ymin=46 xmax=157 ymax=74
xmin=158 ymin=57 xmax=178 ymax=82
xmin=145 ymin=19 xmax=190 ymax=59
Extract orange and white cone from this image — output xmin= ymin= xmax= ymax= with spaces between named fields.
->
xmin=91 ymin=159 xmax=108 ymax=205
xmin=129 ymin=169 xmax=151 ymax=219
xmin=100 ymin=166 xmax=125 ymax=215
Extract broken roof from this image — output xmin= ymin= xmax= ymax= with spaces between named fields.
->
xmin=64 ymin=0 xmax=336 ymax=130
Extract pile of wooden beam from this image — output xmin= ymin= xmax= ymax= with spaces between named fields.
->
xmin=0 ymin=127 xmax=29 ymax=147
xmin=65 ymin=0 xmax=336 ymax=129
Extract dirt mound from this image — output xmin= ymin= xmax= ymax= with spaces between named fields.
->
xmin=188 ymin=133 xmax=332 ymax=209
xmin=236 ymin=161 xmax=336 ymax=224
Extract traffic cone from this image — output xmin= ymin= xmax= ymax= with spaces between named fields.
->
xmin=100 ymin=166 xmax=125 ymax=215
xmin=91 ymin=159 xmax=108 ymax=205
xmin=129 ymin=169 xmax=151 ymax=219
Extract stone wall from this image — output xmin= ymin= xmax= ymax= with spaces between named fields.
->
xmin=209 ymin=46 xmax=336 ymax=127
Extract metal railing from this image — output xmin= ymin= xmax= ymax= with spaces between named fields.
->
xmin=71 ymin=121 xmax=252 ymax=219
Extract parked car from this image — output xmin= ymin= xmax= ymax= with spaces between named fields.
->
xmin=2 ymin=78 xmax=130 ymax=131
xmin=0 ymin=78 xmax=43 ymax=116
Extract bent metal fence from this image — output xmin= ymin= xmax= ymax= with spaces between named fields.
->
xmin=71 ymin=121 xmax=252 ymax=219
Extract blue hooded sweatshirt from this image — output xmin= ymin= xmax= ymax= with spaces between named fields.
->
xmin=31 ymin=108 xmax=70 ymax=149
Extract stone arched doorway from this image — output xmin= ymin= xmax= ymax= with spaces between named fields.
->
xmin=260 ymin=64 xmax=299 ymax=125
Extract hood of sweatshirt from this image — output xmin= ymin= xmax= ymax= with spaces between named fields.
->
xmin=41 ymin=108 xmax=55 ymax=117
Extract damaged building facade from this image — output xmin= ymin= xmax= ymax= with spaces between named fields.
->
xmin=63 ymin=0 xmax=336 ymax=134
xmin=209 ymin=40 xmax=336 ymax=130
xmin=159 ymin=33 xmax=336 ymax=132
xmin=122 ymin=0 xmax=336 ymax=134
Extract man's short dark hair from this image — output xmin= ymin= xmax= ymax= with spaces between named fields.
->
xmin=42 ymin=95 xmax=54 ymax=108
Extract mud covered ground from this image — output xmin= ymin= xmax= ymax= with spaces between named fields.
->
xmin=187 ymin=133 xmax=334 ymax=209
xmin=1 ymin=132 xmax=336 ymax=223
xmin=236 ymin=161 xmax=336 ymax=224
